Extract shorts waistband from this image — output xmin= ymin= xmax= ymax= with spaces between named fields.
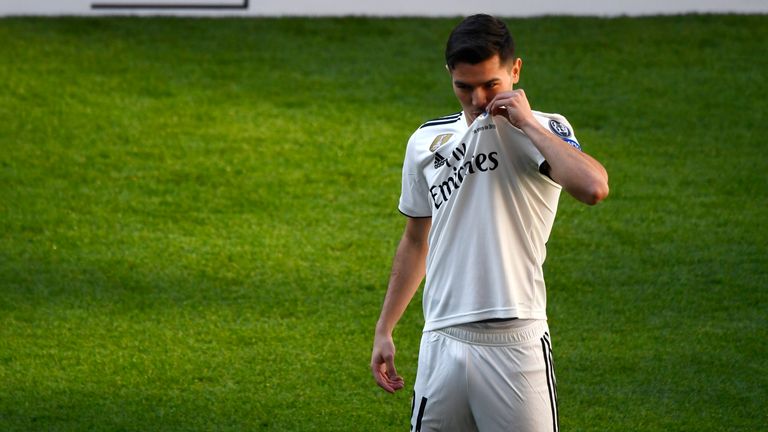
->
xmin=434 ymin=320 xmax=549 ymax=346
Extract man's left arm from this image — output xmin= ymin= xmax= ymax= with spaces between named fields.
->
xmin=489 ymin=89 xmax=609 ymax=205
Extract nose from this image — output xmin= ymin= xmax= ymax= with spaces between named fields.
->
xmin=471 ymin=88 xmax=487 ymax=110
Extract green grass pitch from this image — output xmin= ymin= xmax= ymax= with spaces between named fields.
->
xmin=0 ymin=14 xmax=766 ymax=431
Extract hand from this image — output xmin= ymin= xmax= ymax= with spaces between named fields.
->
xmin=487 ymin=89 xmax=536 ymax=130
xmin=371 ymin=333 xmax=405 ymax=393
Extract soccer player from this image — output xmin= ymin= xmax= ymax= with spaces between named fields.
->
xmin=370 ymin=14 xmax=609 ymax=432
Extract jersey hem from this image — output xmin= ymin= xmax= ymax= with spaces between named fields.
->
xmin=398 ymin=207 xmax=432 ymax=219
xmin=423 ymin=309 xmax=548 ymax=332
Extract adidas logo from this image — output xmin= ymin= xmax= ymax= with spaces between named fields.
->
xmin=434 ymin=152 xmax=447 ymax=169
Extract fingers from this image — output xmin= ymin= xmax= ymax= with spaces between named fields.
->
xmin=376 ymin=368 xmax=405 ymax=393
xmin=371 ymin=354 xmax=404 ymax=393
xmin=373 ymin=360 xmax=404 ymax=393
xmin=488 ymin=89 xmax=526 ymax=115
xmin=372 ymin=334 xmax=405 ymax=393
xmin=487 ymin=89 xmax=534 ymax=128
xmin=385 ymin=355 xmax=404 ymax=390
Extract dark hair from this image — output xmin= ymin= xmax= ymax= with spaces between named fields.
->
xmin=445 ymin=14 xmax=515 ymax=70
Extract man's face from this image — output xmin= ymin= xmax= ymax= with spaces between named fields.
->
xmin=449 ymin=54 xmax=522 ymax=125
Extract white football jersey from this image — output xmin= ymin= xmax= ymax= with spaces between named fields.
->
xmin=399 ymin=110 xmax=580 ymax=331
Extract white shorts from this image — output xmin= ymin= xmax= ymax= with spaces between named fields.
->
xmin=410 ymin=320 xmax=559 ymax=432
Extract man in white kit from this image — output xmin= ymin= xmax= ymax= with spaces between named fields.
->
xmin=370 ymin=14 xmax=609 ymax=432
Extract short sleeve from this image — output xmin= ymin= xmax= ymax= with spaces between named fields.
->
xmin=543 ymin=113 xmax=582 ymax=152
xmin=398 ymin=136 xmax=432 ymax=218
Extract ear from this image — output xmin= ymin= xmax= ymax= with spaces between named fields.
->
xmin=510 ymin=58 xmax=523 ymax=84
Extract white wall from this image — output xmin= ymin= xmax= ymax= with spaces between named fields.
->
xmin=2 ymin=0 xmax=768 ymax=17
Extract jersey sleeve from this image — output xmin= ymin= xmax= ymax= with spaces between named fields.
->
xmin=530 ymin=112 xmax=583 ymax=177
xmin=495 ymin=114 xmax=547 ymax=171
xmin=398 ymin=135 xmax=432 ymax=218
xmin=540 ymin=112 xmax=582 ymax=151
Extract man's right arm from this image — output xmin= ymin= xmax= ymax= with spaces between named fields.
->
xmin=371 ymin=216 xmax=431 ymax=393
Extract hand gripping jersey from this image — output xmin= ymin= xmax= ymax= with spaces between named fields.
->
xmin=399 ymin=111 xmax=580 ymax=331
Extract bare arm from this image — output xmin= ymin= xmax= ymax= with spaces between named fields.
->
xmin=488 ymin=89 xmax=609 ymax=205
xmin=371 ymin=216 xmax=431 ymax=393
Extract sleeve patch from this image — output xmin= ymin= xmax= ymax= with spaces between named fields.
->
xmin=563 ymin=138 xmax=582 ymax=151
xmin=548 ymin=119 xmax=572 ymax=138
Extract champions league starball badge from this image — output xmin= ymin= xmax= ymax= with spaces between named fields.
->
xmin=548 ymin=119 xmax=571 ymax=138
